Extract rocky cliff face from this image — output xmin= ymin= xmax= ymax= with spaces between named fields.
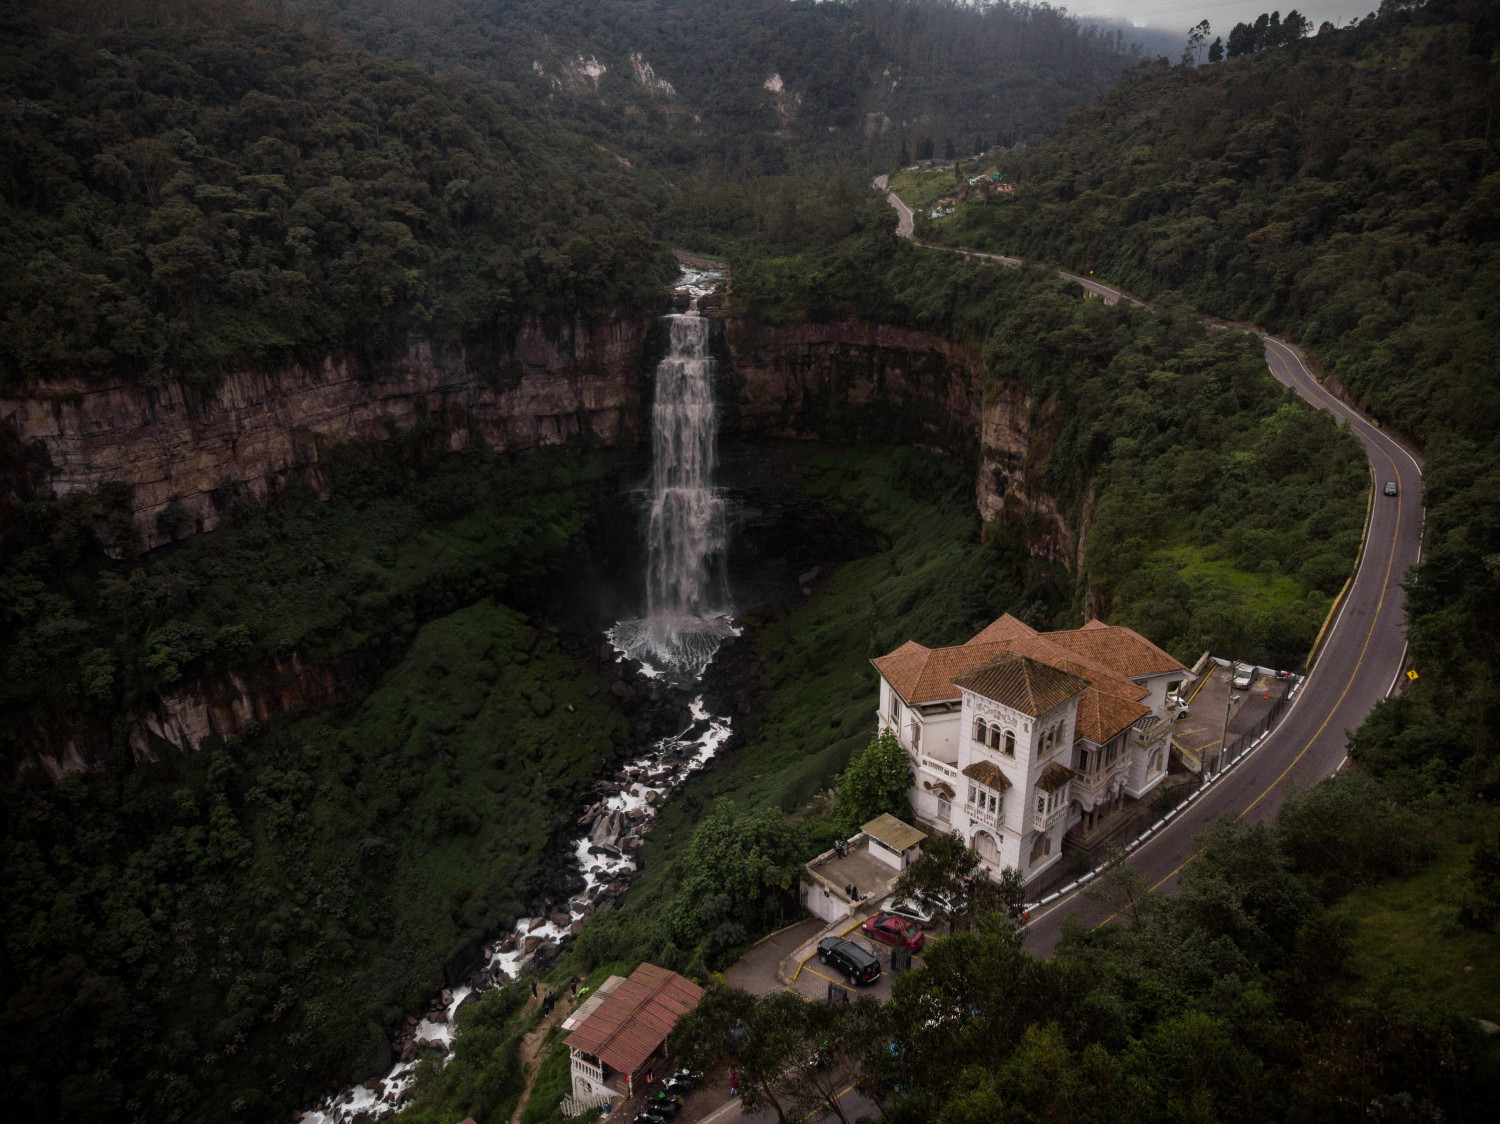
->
xmin=4 ymin=309 xmax=1074 ymax=780
xmin=0 ymin=311 xmax=652 ymax=551
xmin=723 ymin=317 xmax=1071 ymax=563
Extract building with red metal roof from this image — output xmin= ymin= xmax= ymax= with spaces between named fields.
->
xmin=565 ymin=963 xmax=703 ymax=1111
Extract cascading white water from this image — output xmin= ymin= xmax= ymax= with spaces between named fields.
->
xmin=608 ymin=304 xmax=736 ymax=677
xmin=298 ymin=266 xmax=737 ymax=1124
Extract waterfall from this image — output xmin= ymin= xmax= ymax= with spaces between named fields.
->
xmin=609 ymin=299 xmax=736 ymax=678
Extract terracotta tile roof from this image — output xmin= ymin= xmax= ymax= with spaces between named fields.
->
xmin=1074 ymin=688 xmax=1150 ymax=744
xmin=966 ymin=613 xmax=1038 ymax=646
xmin=566 ymin=963 xmax=703 ymax=1076
xmin=1048 ymin=620 xmax=1187 ymax=678
xmin=874 ymin=616 xmax=1168 ymax=721
xmin=863 ymin=812 xmax=927 ymax=852
xmin=951 ymin=652 xmax=1089 ymax=718
xmin=871 ymin=640 xmax=1013 ymax=704
xmin=962 ymin=759 xmax=1012 ymax=790
xmin=1036 ymin=762 xmax=1075 ymax=793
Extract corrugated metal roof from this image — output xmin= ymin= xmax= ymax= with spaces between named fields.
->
xmin=561 ymin=974 xmax=625 ymax=1031
xmin=565 ymin=963 xmax=703 ymax=1076
xmin=862 ymin=812 xmax=927 ymax=852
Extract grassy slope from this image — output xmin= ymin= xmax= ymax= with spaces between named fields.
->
xmin=1335 ymin=818 xmax=1500 ymax=1026
xmin=566 ymin=442 xmax=1065 ymax=966
xmin=1 ymin=504 xmax=636 ymax=1120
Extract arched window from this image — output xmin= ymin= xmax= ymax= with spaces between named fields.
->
xmin=989 ymin=726 xmax=1001 ymax=751
xmin=1003 ymin=729 xmax=1015 ymax=757
xmin=973 ymin=718 xmax=987 ymax=743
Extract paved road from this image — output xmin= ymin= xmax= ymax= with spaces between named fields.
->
xmin=873 ymin=180 xmax=1426 ymax=954
xmin=692 ymin=1080 xmax=879 ymax=1124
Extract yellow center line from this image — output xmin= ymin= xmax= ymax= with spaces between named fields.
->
xmin=1094 ymin=427 xmax=1405 ymax=913
xmin=804 ymin=1084 xmax=859 ymax=1121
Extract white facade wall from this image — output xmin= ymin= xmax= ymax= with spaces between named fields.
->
xmin=885 ymin=660 xmax=1189 ymax=887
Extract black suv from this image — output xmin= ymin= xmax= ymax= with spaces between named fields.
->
xmin=817 ymin=936 xmax=881 ymax=986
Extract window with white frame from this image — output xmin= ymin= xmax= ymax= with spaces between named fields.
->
xmin=1004 ymin=729 xmax=1015 ymax=757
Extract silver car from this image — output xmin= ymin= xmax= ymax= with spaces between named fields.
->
xmin=1232 ymin=664 xmax=1254 ymax=690
xmin=885 ymin=897 xmax=936 ymax=927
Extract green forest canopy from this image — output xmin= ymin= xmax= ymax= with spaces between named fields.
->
xmin=0 ymin=2 xmax=675 ymax=390
xmin=926 ymin=0 xmax=1500 ymax=799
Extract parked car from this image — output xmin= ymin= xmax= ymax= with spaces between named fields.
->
xmin=1384 ymin=480 xmax=1398 ymax=497
xmin=1231 ymin=664 xmax=1254 ymax=690
xmin=885 ymin=897 xmax=935 ymax=927
xmin=818 ymin=935 xmax=882 ymax=985
xmin=1166 ymin=693 xmax=1190 ymax=719
xmin=861 ymin=911 xmax=927 ymax=953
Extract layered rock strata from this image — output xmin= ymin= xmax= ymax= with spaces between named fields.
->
xmin=723 ymin=317 xmax=1071 ymax=562
xmin=0 ymin=311 xmax=651 ymax=551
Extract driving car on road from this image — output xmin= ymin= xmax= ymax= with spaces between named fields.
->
xmin=1384 ymin=480 xmax=1398 ymax=496
xmin=861 ymin=911 xmax=927 ymax=953
xmin=817 ymin=935 xmax=882 ymax=985
xmin=885 ymin=897 xmax=935 ymax=927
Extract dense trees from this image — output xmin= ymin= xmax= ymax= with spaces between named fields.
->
xmin=311 ymin=0 xmax=1149 ymax=169
xmin=1225 ymin=10 xmax=1311 ymax=57
xmin=834 ymin=729 xmax=911 ymax=832
xmin=927 ymin=0 xmax=1500 ymax=798
xmin=667 ymin=804 xmax=811 ymax=956
xmin=0 ymin=2 xmax=675 ymax=390
xmin=671 ymin=778 xmax=1488 ymax=1122
xmin=0 ymin=431 xmax=637 ymax=1121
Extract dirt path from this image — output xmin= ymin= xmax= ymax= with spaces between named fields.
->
xmin=510 ymin=989 xmax=577 ymax=1124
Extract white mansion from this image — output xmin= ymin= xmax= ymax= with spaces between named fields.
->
xmin=872 ymin=614 xmax=1192 ymax=885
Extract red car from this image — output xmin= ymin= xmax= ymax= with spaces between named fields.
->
xmin=861 ymin=911 xmax=926 ymax=953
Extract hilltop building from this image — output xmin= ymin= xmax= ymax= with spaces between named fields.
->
xmin=872 ymin=615 xmax=1191 ymax=885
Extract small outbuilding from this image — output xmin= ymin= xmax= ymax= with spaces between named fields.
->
xmin=565 ymin=963 xmax=703 ymax=1113
xmin=861 ymin=812 xmax=927 ymax=870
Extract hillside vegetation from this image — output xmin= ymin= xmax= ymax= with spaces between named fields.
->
xmin=310 ymin=0 xmax=1146 ymax=169
xmin=925 ymin=0 xmax=1500 ymax=799
xmin=0 ymin=1 xmax=674 ymax=390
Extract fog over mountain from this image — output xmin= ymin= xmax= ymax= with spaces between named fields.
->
xmin=1078 ymin=0 xmax=1388 ymax=37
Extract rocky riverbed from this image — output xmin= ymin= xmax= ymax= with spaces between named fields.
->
xmin=297 ymin=676 xmax=732 ymax=1123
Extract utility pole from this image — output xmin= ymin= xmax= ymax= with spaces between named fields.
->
xmin=1219 ymin=685 xmax=1241 ymax=775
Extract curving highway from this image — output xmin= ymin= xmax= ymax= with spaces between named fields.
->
xmin=873 ymin=178 xmax=1426 ymax=954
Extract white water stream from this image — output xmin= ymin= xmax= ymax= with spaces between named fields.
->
xmin=299 ymin=265 xmax=734 ymax=1123
xmin=608 ymin=296 xmax=736 ymax=678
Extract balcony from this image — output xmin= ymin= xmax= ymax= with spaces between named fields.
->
xmin=920 ymin=755 xmax=960 ymax=780
xmin=967 ymin=803 xmax=1002 ymax=831
xmin=1033 ymin=800 xmax=1068 ymax=834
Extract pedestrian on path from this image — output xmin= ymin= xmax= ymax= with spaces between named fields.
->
xmin=729 ymin=1067 xmax=739 ymax=1097
xmin=571 ymin=979 xmax=579 ymax=998
xmin=531 ymin=979 xmax=538 ymax=999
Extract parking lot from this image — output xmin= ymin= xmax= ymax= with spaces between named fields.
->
xmin=1172 ymin=661 xmax=1291 ymax=772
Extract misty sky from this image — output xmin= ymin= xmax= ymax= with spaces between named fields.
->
xmin=1075 ymin=0 xmax=1385 ymax=34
